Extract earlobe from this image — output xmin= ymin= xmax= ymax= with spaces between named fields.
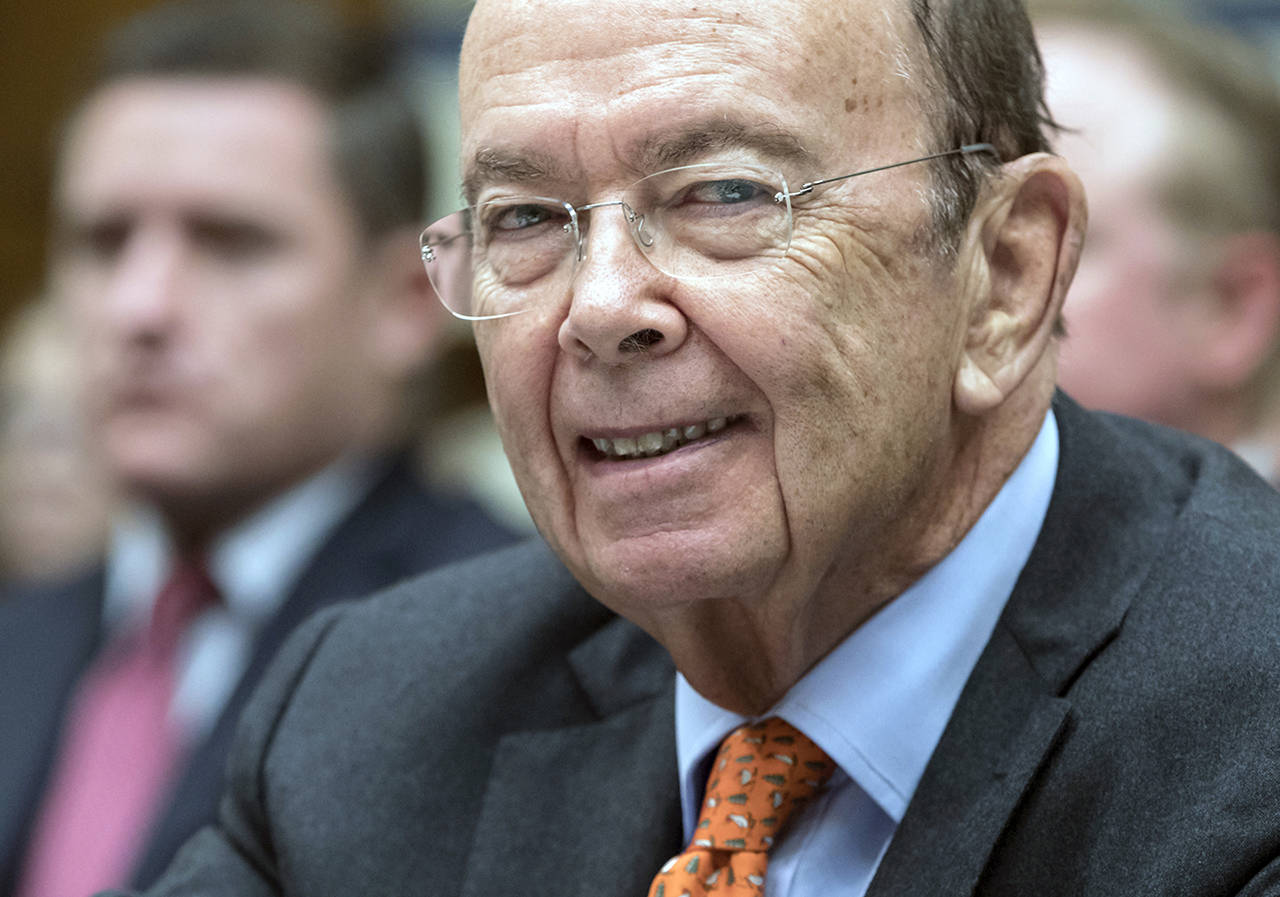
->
xmin=954 ymin=361 xmax=1005 ymax=413
xmin=954 ymin=153 xmax=1086 ymax=416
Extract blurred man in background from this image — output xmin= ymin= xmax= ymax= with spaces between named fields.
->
xmin=0 ymin=2 xmax=515 ymax=894
xmin=1031 ymin=0 xmax=1280 ymax=480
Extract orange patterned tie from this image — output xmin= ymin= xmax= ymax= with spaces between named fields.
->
xmin=648 ymin=717 xmax=835 ymax=896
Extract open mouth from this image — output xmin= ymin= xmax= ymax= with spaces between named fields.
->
xmin=585 ymin=415 xmax=743 ymax=461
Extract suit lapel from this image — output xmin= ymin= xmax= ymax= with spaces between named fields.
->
xmin=460 ymin=615 xmax=682 ymax=897
xmin=871 ymin=395 xmax=1179 ymax=895
xmin=134 ymin=458 xmax=490 ymax=885
xmin=868 ymin=624 xmax=1071 ymax=896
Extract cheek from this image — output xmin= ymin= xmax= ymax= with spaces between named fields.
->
xmin=721 ymin=231 xmax=957 ymax=538
xmin=55 ymin=269 xmax=114 ymax=357
xmin=477 ymin=320 xmax=563 ymax=503
xmin=1064 ymin=231 xmax=1183 ymax=374
xmin=235 ymin=252 xmax=354 ymax=351
xmin=489 ymin=369 xmax=543 ymax=470
xmin=192 ymin=286 xmax=353 ymax=436
xmin=744 ymin=228 xmax=946 ymax=421
xmin=213 ymin=301 xmax=305 ymax=386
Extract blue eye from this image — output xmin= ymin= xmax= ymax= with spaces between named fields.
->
xmin=494 ymin=203 xmax=560 ymax=231
xmin=477 ymin=201 xmax=572 ymax=248
xmin=689 ymin=179 xmax=767 ymax=205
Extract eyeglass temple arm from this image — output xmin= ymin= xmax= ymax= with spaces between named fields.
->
xmin=781 ymin=143 xmax=1000 ymax=200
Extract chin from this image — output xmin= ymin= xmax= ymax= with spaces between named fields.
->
xmin=578 ymin=527 xmax=785 ymax=613
xmin=105 ymin=431 xmax=216 ymax=504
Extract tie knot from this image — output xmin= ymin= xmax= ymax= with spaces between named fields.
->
xmin=148 ymin=559 xmax=219 ymax=653
xmin=648 ymin=719 xmax=834 ymax=896
xmin=693 ymin=717 xmax=834 ymax=853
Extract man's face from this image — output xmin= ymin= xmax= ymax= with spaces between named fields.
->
xmin=53 ymin=78 xmax=378 ymax=518
xmin=1040 ymin=26 xmax=1200 ymax=427
xmin=461 ymin=0 xmax=976 ymax=618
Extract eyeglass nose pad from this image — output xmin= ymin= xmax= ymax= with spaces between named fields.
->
xmin=564 ymin=220 xmax=587 ymax=264
xmin=623 ymin=204 xmax=656 ymax=249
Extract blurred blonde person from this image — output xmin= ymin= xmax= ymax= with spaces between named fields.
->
xmin=0 ymin=300 xmax=113 ymax=581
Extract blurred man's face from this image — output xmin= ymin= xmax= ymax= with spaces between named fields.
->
xmin=1041 ymin=26 xmax=1200 ymax=426
xmin=461 ymin=0 xmax=972 ymax=620
xmin=53 ymin=78 xmax=379 ymax=521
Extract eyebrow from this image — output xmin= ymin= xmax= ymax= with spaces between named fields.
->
xmin=633 ymin=120 xmax=817 ymax=173
xmin=461 ymin=119 xmax=817 ymax=204
xmin=462 ymin=147 xmax=570 ymax=205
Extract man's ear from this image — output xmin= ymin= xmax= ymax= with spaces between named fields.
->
xmin=1184 ymin=232 xmax=1280 ymax=391
xmin=358 ymin=226 xmax=446 ymax=382
xmin=954 ymin=153 xmax=1087 ymax=415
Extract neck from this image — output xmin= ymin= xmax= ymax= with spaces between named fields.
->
xmin=148 ymin=457 xmax=346 ymax=554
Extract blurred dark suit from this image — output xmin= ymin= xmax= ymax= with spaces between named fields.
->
xmin=0 ymin=456 xmax=516 ymax=892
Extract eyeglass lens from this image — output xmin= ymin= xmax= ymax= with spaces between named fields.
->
xmin=421 ymin=162 xmax=793 ymax=320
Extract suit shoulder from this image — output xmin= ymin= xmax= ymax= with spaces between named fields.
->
xmin=1048 ymin=403 xmax=1280 ymax=702
xmin=1095 ymin=409 xmax=1280 ymax=593
xmin=357 ymin=536 xmax=590 ymax=618
xmin=296 ymin=538 xmax=611 ymax=681
xmin=352 ymin=456 xmax=520 ymax=544
xmin=1053 ymin=398 xmax=1280 ymax=553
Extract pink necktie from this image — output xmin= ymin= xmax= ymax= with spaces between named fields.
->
xmin=16 ymin=561 xmax=219 ymax=897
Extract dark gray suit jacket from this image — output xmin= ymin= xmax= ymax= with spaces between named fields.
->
xmin=123 ymin=397 xmax=1280 ymax=895
xmin=0 ymin=456 xmax=517 ymax=894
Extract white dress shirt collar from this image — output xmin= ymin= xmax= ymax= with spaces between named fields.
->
xmin=675 ymin=410 xmax=1060 ymax=838
xmin=103 ymin=455 xmax=377 ymax=633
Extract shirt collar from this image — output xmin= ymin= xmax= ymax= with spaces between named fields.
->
xmin=103 ymin=456 xmax=378 ymax=632
xmin=675 ymin=410 xmax=1059 ymax=835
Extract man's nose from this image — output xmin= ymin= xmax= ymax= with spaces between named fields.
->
xmin=556 ymin=211 xmax=688 ymax=364
xmin=101 ymin=226 xmax=186 ymax=337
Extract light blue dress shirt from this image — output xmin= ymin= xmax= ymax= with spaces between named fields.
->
xmin=102 ymin=457 xmax=376 ymax=742
xmin=674 ymin=411 xmax=1059 ymax=896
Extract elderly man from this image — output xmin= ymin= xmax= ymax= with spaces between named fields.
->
xmin=120 ymin=0 xmax=1280 ymax=894
xmin=0 ymin=2 xmax=516 ymax=895
xmin=1032 ymin=0 xmax=1280 ymax=480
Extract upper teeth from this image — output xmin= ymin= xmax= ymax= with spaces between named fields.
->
xmin=592 ymin=417 xmax=729 ymax=459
